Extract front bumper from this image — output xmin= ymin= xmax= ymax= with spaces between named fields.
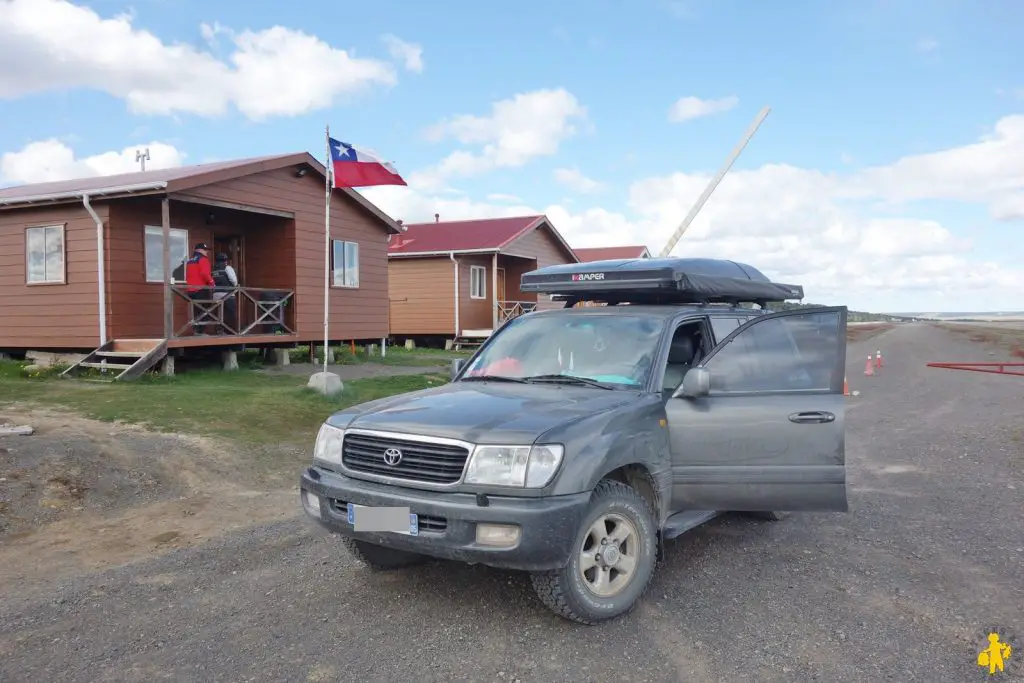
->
xmin=299 ymin=466 xmax=590 ymax=571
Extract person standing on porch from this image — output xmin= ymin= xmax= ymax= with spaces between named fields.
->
xmin=212 ymin=252 xmax=239 ymax=335
xmin=184 ymin=242 xmax=215 ymax=335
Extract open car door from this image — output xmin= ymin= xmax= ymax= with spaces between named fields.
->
xmin=664 ymin=306 xmax=849 ymax=512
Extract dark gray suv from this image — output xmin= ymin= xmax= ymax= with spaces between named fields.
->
xmin=299 ymin=257 xmax=849 ymax=624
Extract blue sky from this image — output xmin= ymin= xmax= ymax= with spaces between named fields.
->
xmin=1 ymin=0 xmax=1023 ymax=312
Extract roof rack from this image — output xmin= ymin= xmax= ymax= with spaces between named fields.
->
xmin=520 ymin=257 xmax=804 ymax=308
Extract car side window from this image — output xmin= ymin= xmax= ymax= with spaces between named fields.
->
xmin=709 ymin=317 xmax=740 ymax=344
xmin=704 ymin=310 xmax=842 ymax=393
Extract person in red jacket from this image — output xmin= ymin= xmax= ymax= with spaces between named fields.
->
xmin=184 ymin=242 xmax=215 ymax=335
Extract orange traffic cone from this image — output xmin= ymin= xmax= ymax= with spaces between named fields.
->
xmin=875 ymin=350 xmax=883 ymax=369
xmin=864 ymin=355 xmax=874 ymax=376
xmin=843 ymin=376 xmax=850 ymax=396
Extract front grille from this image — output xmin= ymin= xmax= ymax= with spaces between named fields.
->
xmin=341 ymin=432 xmax=470 ymax=485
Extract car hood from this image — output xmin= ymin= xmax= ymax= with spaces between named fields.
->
xmin=340 ymin=381 xmax=638 ymax=444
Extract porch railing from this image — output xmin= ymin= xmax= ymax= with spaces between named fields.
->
xmin=170 ymin=285 xmax=295 ymax=339
xmin=498 ymin=300 xmax=538 ymax=324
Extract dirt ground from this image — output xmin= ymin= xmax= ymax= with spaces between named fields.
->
xmin=0 ymin=323 xmax=1021 ymax=681
xmin=0 ymin=409 xmax=295 ymax=590
xmin=846 ymin=321 xmax=895 ymax=343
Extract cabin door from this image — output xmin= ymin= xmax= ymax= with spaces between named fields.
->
xmin=213 ymin=235 xmax=245 ymax=282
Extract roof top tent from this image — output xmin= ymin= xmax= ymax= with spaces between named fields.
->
xmin=519 ymin=257 xmax=804 ymax=308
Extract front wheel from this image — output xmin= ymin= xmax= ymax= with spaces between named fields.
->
xmin=530 ymin=479 xmax=658 ymax=625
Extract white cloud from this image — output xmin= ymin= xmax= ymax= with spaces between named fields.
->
xmin=487 ymin=192 xmax=524 ymax=203
xmin=382 ymin=34 xmax=423 ymax=73
xmin=848 ymin=115 xmax=1024 ymax=214
xmin=668 ymin=95 xmax=739 ymax=123
xmin=0 ymin=0 xmax=414 ymax=120
xmin=553 ymin=167 xmax=603 ymax=194
xmin=363 ymin=114 xmax=1024 ymax=311
xmin=415 ymin=88 xmax=588 ymax=188
xmin=916 ymin=38 xmax=940 ymax=53
xmin=6 ymin=111 xmax=1023 ymax=311
xmin=1 ymin=139 xmax=186 ymax=185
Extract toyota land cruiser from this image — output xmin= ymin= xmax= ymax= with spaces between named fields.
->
xmin=299 ymin=257 xmax=849 ymax=624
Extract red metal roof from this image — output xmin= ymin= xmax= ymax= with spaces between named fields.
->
xmin=0 ymin=153 xmax=300 ymax=201
xmin=573 ymin=245 xmax=651 ymax=261
xmin=0 ymin=152 xmax=402 ymax=234
xmin=387 ymin=215 xmax=547 ymax=254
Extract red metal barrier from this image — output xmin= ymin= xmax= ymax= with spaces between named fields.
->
xmin=926 ymin=362 xmax=1024 ymax=377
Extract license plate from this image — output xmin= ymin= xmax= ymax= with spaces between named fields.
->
xmin=347 ymin=503 xmax=419 ymax=536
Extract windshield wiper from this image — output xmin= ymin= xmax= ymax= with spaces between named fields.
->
xmin=522 ymin=374 xmax=615 ymax=390
xmin=459 ymin=374 xmax=527 ymax=383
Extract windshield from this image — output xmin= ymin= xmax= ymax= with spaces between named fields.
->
xmin=461 ymin=313 xmax=664 ymax=388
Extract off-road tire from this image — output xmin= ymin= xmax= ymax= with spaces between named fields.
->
xmin=530 ymin=479 xmax=658 ymax=625
xmin=746 ymin=510 xmax=789 ymax=521
xmin=340 ymin=536 xmax=427 ymax=569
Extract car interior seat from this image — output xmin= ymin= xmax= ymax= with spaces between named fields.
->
xmin=662 ymin=333 xmax=697 ymax=393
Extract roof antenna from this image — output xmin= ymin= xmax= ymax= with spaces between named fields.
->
xmin=658 ymin=106 xmax=770 ymax=258
xmin=135 ymin=148 xmax=151 ymax=172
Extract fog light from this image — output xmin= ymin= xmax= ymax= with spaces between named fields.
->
xmin=301 ymin=491 xmax=322 ymax=518
xmin=475 ymin=523 xmax=521 ymax=547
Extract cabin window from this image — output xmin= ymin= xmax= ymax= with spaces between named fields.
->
xmin=25 ymin=225 xmax=66 ymax=284
xmin=144 ymin=226 xmax=189 ymax=283
xmin=332 ymin=240 xmax=359 ymax=288
xmin=470 ymin=265 xmax=487 ymax=299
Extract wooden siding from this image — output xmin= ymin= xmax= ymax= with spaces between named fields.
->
xmin=458 ymin=255 xmax=494 ymax=331
xmin=503 ymin=222 xmax=576 ymax=311
xmin=387 ymin=258 xmax=455 ymax=336
xmin=181 ymin=166 xmax=390 ymax=340
xmin=500 ymin=257 xmax=536 ymax=304
xmin=0 ymin=203 xmax=105 ymax=348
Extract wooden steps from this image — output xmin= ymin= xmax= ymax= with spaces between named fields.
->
xmin=60 ymin=339 xmax=168 ymax=382
xmin=452 ymin=337 xmax=485 ymax=351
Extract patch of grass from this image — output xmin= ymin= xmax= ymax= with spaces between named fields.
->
xmin=937 ymin=323 xmax=1024 ymax=358
xmin=0 ymin=360 xmax=447 ymax=446
xmin=281 ymin=343 xmax=473 ymax=367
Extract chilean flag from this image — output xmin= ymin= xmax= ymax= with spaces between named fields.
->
xmin=328 ymin=136 xmax=407 ymax=189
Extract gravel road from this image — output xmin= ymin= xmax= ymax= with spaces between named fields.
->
xmin=1 ymin=323 xmax=1022 ymax=682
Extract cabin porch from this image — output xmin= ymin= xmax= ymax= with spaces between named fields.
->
xmin=457 ymin=252 xmax=545 ymax=338
xmin=106 ymin=194 xmax=300 ymax=348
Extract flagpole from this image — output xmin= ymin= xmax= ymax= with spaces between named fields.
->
xmin=323 ymin=124 xmax=331 ymax=375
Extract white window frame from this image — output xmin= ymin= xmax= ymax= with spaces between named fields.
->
xmin=143 ymin=225 xmax=190 ymax=284
xmin=332 ymin=239 xmax=360 ymax=289
xmin=25 ymin=224 xmax=67 ymax=285
xmin=470 ymin=265 xmax=487 ymax=299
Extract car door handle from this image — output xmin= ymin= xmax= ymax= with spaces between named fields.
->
xmin=788 ymin=411 xmax=835 ymax=424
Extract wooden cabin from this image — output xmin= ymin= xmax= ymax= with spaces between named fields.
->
xmin=573 ymin=245 xmax=651 ymax=261
xmin=387 ymin=215 xmax=579 ymax=346
xmin=0 ymin=152 xmax=401 ymax=376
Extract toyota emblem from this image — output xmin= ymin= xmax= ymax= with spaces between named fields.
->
xmin=382 ymin=447 xmax=403 ymax=466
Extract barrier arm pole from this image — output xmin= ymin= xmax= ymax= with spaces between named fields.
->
xmin=658 ymin=106 xmax=771 ymax=258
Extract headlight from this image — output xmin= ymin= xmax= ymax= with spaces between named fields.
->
xmin=465 ymin=444 xmax=564 ymax=488
xmin=313 ymin=423 xmax=345 ymax=465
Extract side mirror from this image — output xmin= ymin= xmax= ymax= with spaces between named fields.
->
xmin=450 ymin=358 xmax=466 ymax=381
xmin=671 ymin=367 xmax=710 ymax=399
